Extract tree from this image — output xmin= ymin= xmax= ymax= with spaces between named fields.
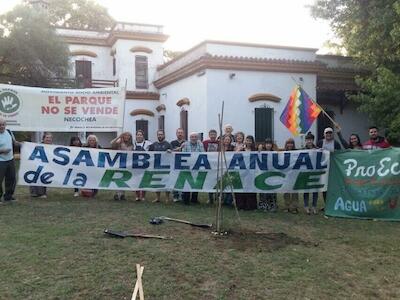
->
xmin=163 ymin=49 xmax=184 ymax=62
xmin=0 ymin=5 xmax=70 ymax=87
xmin=311 ymin=0 xmax=400 ymax=142
xmin=48 ymin=0 xmax=114 ymax=30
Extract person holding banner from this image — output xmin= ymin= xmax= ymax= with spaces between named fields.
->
xmin=110 ymin=132 xmax=134 ymax=201
xmin=303 ymin=132 xmax=319 ymax=215
xmin=171 ymin=128 xmax=186 ymax=202
xmin=317 ymin=127 xmax=342 ymax=152
xmin=69 ymin=136 xmax=82 ymax=197
xmin=203 ymin=129 xmax=219 ymax=204
xmin=235 ymin=135 xmax=257 ymax=210
xmin=283 ymin=138 xmax=299 ymax=213
xmin=317 ymin=127 xmax=342 ymax=210
xmin=181 ymin=132 xmax=205 ymax=205
xmin=0 ymin=118 xmax=19 ymax=203
xmin=149 ymin=130 xmax=172 ymax=203
xmin=259 ymin=138 xmax=278 ymax=212
xmin=219 ymin=135 xmax=234 ymax=205
xmin=334 ymin=125 xmax=362 ymax=150
xmin=81 ymin=135 xmax=101 ymax=198
xmin=30 ymin=132 xmax=53 ymax=198
xmin=133 ymin=130 xmax=151 ymax=201
xmin=233 ymin=132 xmax=245 ymax=152
xmin=362 ymin=126 xmax=391 ymax=150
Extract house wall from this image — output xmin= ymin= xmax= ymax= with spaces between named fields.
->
xmin=113 ymin=40 xmax=164 ymax=91
xmin=68 ymin=45 xmax=113 ymax=81
xmin=159 ymin=74 xmax=207 ymax=142
xmin=321 ymin=103 xmax=371 ymax=143
xmin=123 ymin=99 xmax=159 ymax=142
xmin=205 ymin=69 xmax=317 ymax=148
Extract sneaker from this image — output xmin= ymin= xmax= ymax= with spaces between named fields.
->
xmin=74 ymin=192 xmax=79 ymax=197
xmin=173 ymin=197 xmax=181 ymax=203
xmin=135 ymin=197 xmax=140 ymax=201
xmin=140 ymin=198 xmax=146 ymax=201
xmin=305 ymin=207 xmax=310 ymax=215
xmin=39 ymin=195 xmax=47 ymax=199
xmin=113 ymin=194 xmax=120 ymax=201
xmin=120 ymin=195 xmax=126 ymax=201
xmin=312 ymin=208 xmax=317 ymax=215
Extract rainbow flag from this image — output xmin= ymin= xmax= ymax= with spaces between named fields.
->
xmin=279 ymin=86 xmax=321 ymax=136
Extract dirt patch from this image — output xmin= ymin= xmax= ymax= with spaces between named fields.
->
xmin=212 ymin=229 xmax=312 ymax=252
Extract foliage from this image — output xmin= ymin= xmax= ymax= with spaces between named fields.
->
xmin=47 ymin=0 xmax=114 ymax=30
xmin=311 ymin=0 xmax=400 ymax=141
xmin=0 ymin=5 xmax=70 ymax=87
xmin=164 ymin=49 xmax=183 ymax=62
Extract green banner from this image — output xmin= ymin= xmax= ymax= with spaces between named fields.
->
xmin=326 ymin=148 xmax=400 ymax=221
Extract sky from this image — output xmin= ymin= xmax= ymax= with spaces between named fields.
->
xmin=0 ymin=0 xmax=334 ymax=53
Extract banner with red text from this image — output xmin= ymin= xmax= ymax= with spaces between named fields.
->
xmin=0 ymin=84 xmax=125 ymax=132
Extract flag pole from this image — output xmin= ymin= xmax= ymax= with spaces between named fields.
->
xmin=291 ymin=81 xmax=339 ymax=128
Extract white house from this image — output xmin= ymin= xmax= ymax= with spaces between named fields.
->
xmin=29 ymin=0 xmax=369 ymax=147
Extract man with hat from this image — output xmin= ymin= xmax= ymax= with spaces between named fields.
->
xmin=316 ymin=127 xmax=343 ymax=211
xmin=316 ymin=127 xmax=342 ymax=152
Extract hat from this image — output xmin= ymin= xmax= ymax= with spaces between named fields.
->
xmin=324 ymin=127 xmax=333 ymax=134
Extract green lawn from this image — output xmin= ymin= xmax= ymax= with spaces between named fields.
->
xmin=1 ymin=187 xmax=399 ymax=300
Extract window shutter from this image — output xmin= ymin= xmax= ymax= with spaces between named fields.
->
xmin=75 ymin=60 xmax=92 ymax=88
xmin=158 ymin=115 xmax=165 ymax=131
xmin=136 ymin=120 xmax=149 ymax=140
xmin=255 ymin=107 xmax=273 ymax=142
xmin=135 ymin=56 xmax=148 ymax=89
xmin=180 ymin=110 xmax=188 ymax=140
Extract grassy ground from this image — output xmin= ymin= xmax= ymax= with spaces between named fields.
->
xmin=1 ymin=187 xmax=400 ymax=300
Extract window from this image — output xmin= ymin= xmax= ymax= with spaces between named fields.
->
xmin=135 ymin=55 xmax=148 ymax=89
xmin=158 ymin=115 xmax=165 ymax=131
xmin=75 ymin=60 xmax=92 ymax=88
xmin=255 ymin=107 xmax=273 ymax=142
xmin=136 ymin=120 xmax=148 ymax=140
xmin=180 ymin=110 xmax=188 ymax=140
xmin=113 ymin=57 xmax=116 ymax=76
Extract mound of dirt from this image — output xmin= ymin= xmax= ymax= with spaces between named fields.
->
xmin=212 ymin=229 xmax=312 ymax=252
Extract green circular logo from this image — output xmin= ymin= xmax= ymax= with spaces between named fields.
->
xmin=0 ymin=92 xmax=21 ymax=114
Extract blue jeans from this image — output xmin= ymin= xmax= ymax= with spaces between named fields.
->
xmin=304 ymin=192 xmax=318 ymax=208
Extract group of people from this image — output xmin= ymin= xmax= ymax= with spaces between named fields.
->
xmin=0 ymin=116 xmax=392 ymax=215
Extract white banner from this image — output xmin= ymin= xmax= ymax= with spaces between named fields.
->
xmin=18 ymin=143 xmax=330 ymax=193
xmin=0 ymin=84 xmax=125 ymax=132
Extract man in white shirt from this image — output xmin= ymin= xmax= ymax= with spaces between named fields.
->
xmin=0 ymin=118 xmax=19 ymax=203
